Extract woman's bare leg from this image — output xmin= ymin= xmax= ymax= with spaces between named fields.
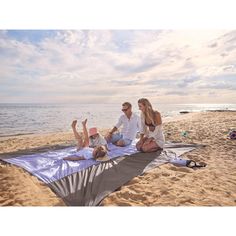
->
xmin=142 ymin=139 xmax=160 ymax=153
xmin=136 ymin=137 xmax=148 ymax=151
xmin=71 ymin=120 xmax=83 ymax=150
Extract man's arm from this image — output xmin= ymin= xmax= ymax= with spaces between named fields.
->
xmin=109 ymin=126 xmax=118 ymax=135
xmin=106 ymin=126 xmax=118 ymax=141
xmin=106 ymin=116 xmax=122 ymax=139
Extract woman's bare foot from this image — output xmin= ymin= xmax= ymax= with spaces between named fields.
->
xmin=71 ymin=120 xmax=77 ymax=128
xmin=82 ymin=119 xmax=87 ymax=126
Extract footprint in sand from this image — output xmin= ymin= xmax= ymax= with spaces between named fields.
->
xmin=169 ymin=166 xmax=193 ymax=173
xmin=0 ymin=199 xmax=16 ymax=206
xmin=114 ymin=201 xmax=133 ymax=206
xmin=170 ymin=176 xmax=180 ymax=181
xmin=119 ymin=190 xmax=148 ymax=202
xmin=160 ymin=189 xmax=170 ymax=195
xmin=161 ymin=172 xmax=171 ymax=177
xmin=179 ymin=198 xmax=195 ymax=205
xmin=126 ymin=178 xmax=140 ymax=185
xmin=178 ymin=174 xmax=187 ymax=178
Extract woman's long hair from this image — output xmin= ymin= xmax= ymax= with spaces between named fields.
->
xmin=138 ymin=98 xmax=156 ymax=125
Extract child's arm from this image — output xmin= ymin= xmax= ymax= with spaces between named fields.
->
xmin=63 ymin=156 xmax=85 ymax=161
xmin=104 ymin=144 xmax=110 ymax=151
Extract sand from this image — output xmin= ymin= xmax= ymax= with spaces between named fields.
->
xmin=0 ymin=111 xmax=236 ymax=206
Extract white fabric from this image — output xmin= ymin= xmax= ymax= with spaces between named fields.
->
xmin=170 ymin=158 xmax=187 ymax=166
xmin=146 ymin=125 xmax=165 ymax=149
xmin=140 ymin=114 xmax=165 ymax=149
xmin=89 ymin=134 xmax=107 ymax=147
xmin=75 ymin=141 xmax=139 ymax=160
xmin=115 ymin=113 xmax=140 ymax=140
xmin=3 ymin=141 xmax=199 ymax=184
xmin=75 ymin=147 xmax=93 ymax=160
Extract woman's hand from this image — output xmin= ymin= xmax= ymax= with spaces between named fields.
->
xmin=138 ymin=137 xmax=145 ymax=145
xmin=145 ymin=137 xmax=154 ymax=144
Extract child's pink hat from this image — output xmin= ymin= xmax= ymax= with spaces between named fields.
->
xmin=89 ymin=127 xmax=98 ymax=137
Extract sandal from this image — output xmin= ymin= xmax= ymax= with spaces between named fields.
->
xmin=186 ymin=160 xmax=207 ymax=168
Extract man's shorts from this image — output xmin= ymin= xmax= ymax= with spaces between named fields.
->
xmin=110 ymin=132 xmax=132 ymax=146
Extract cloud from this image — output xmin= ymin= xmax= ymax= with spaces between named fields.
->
xmin=208 ymin=42 xmax=218 ymax=48
xmin=1 ymin=30 xmax=236 ymax=103
xmin=164 ymin=91 xmax=189 ymax=96
xmin=196 ymin=74 xmax=236 ymax=90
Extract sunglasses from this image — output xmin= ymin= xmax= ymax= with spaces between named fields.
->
xmin=122 ymin=107 xmax=129 ymax=112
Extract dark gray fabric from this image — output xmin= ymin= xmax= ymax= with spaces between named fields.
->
xmin=0 ymin=142 xmax=204 ymax=206
xmin=0 ymin=144 xmax=72 ymax=160
xmin=49 ymin=151 xmax=161 ymax=206
xmin=48 ymin=143 xmax=203 ymax=206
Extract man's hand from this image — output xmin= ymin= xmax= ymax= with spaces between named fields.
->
xmin=106 ymin=132 xmax=112 ymax=141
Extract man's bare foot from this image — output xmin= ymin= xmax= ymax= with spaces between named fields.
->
xmin=82 ymin=119 xmax=87 ymax=126
xmin=71 ymin=120 xmax=77 ymax=129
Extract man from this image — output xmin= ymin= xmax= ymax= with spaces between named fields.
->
xmin=106 ymin=102 xmax=140 ymax=147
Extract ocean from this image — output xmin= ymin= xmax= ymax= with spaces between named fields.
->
xmin=0 ymin=103 xmax=236 ymax=137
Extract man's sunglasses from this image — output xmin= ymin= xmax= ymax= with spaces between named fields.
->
xmin=122 ymin=107 xmax=129 ymax=112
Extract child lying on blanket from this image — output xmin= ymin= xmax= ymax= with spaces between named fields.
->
xmin=63 ymin=119 xmax=109 ymax=162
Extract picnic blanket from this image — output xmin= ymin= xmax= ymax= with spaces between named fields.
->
xmin=0 ymin=141 xmax=204 ymax=206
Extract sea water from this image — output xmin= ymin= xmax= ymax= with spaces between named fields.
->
xmin=0 ymin=103 xmax=235 ymax=137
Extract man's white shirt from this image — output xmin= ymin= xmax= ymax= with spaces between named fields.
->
xmin=115 ymin=113 xmax=141 ymax=140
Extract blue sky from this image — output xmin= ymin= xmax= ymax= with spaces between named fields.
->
xmin=6 ymin=30 xmax=56 ymax=43
xmin=0 ymin=30 xmax=236 ymax=103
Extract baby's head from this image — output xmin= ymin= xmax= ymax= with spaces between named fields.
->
xmin=93 ymin=145 xmax=108 ymax=161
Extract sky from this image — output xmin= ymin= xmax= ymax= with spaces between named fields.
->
xmin=0 ymin=30 xmax=236 ymax=104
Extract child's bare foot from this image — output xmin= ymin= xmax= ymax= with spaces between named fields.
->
xmin=82 ymin=119 xmax=87 ymax=126
xmin=71 ymin=120 xmax=77 ymax=128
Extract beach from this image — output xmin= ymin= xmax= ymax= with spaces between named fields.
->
xmin=0 ymin=111 xmax=236 ymax=206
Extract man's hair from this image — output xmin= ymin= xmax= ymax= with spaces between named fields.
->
xmin=122 ymin=102 xmax=132 ymax=108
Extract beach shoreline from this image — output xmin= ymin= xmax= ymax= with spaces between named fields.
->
xmin=0 ymin=111 xmax=236 ymax=206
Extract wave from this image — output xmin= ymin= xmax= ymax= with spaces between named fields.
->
xmin=0 ymin=132 xmax=35 ymax=138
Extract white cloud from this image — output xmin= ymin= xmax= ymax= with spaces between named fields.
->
xmin=0 ymin=30 xmax=236 ymax=103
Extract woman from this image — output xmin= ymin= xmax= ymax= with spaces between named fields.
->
xmin=136 ymin=98 xmax=165 ymax=152
xmin=63 ymin=119 xmax=109 ymax=161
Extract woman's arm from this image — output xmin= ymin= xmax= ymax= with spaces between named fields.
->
xmin=155 ymin=111 xmax=162 ymax=125
xmin=139 ymin=114 xmax=147 ymax=140
xmin=139 ymin=133 xmax=145 ymax=140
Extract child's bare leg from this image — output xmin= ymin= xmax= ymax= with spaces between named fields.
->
xmin=82 ymin=119 xmax=89 ymax=147
xmin=71 ymin=120 xmax=83 ymax=150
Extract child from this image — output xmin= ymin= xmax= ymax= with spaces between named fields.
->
xmin=63 ymin=119 xmax=109 ymax=162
